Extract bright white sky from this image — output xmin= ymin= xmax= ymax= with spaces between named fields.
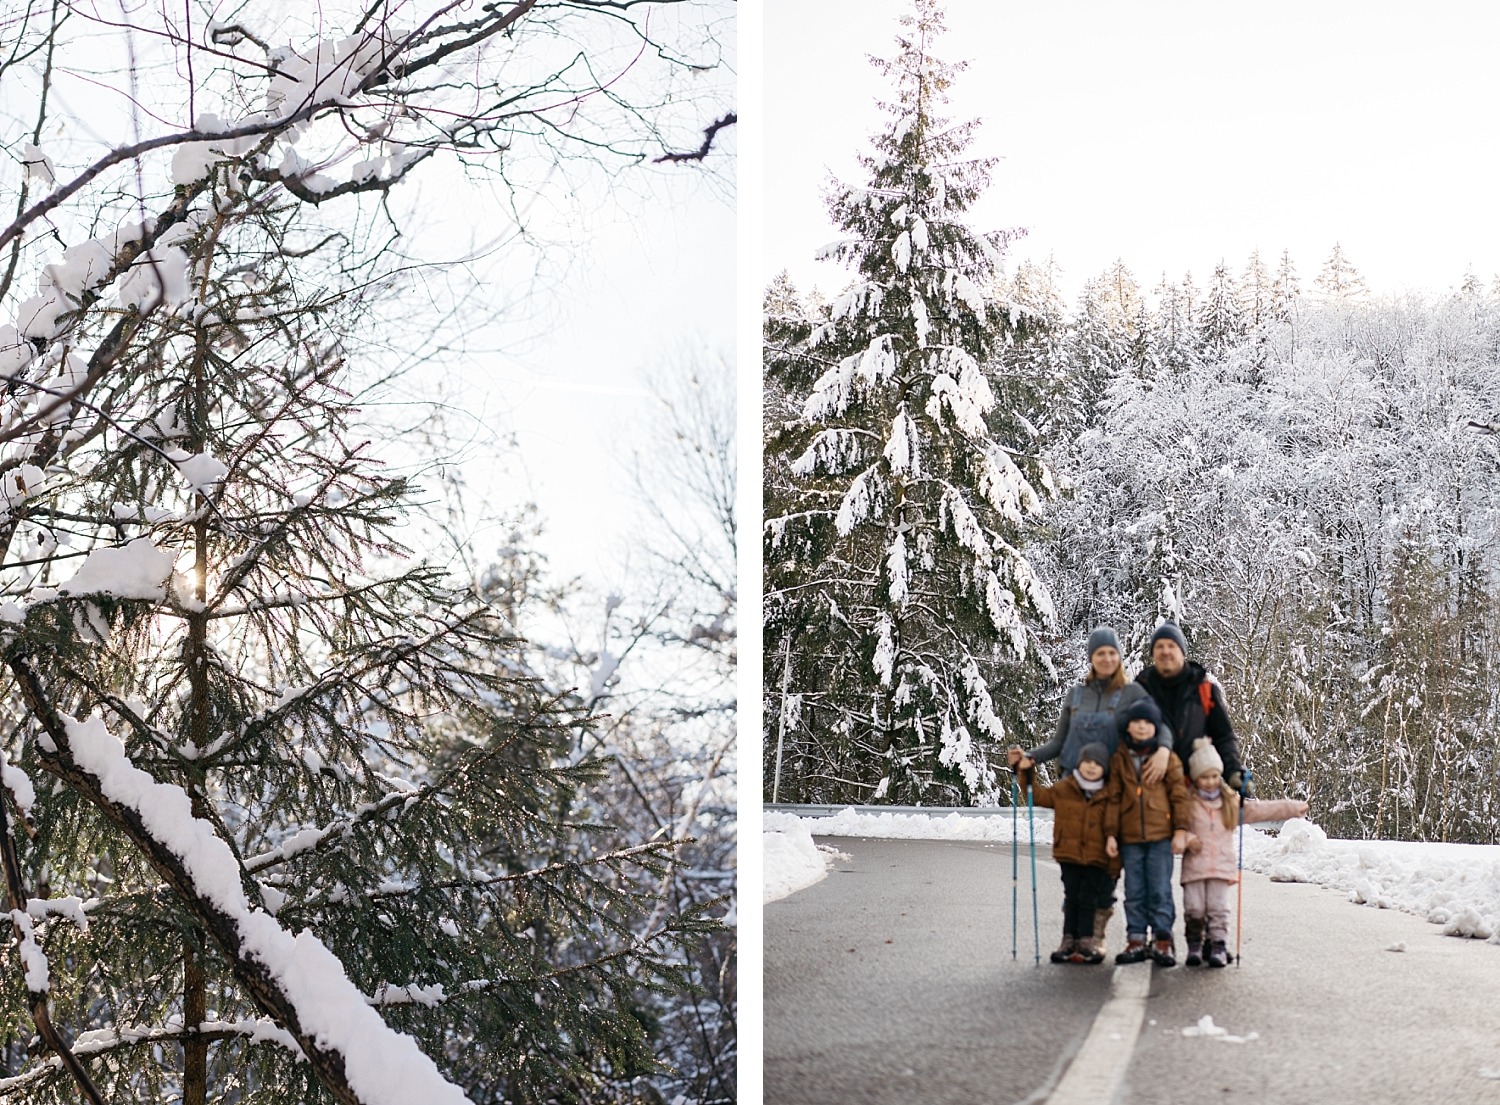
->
xmin=764 ymin=0 xmax=1500 ymax=304
xmin=454 ymin=167 xmax=734 ymax=584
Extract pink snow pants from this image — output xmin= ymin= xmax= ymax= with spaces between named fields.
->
xmin=1182 ymin=878 xmax=1233 ymax=942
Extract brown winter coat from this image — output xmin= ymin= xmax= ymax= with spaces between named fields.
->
xmin=1018 ymin=766 xmax=1121 ymax=877
xmin=1104 ymin=745 xmax=1193 ymax=845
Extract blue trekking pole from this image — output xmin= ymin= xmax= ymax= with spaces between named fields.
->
xmin=1028 ymin=779 xmax=1040 ymax=966
xmin=1236 ymin=770 xmax=1252 ymax=967
xmin=1011 ymin=772 xmax=1019 ymax=961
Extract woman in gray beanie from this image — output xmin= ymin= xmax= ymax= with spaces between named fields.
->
xmin=1006 ymin=626 xmax=1172 ymax=781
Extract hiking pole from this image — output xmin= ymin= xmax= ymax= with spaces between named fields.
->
xmin=1028 ymin=779 xmax=1040 ymax=966
xmin=1236 ymin=770 xmax=1252 ymax=967
xmin=1011 ymin=772 xmax=1019 ymax=961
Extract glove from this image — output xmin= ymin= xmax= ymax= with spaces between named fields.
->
xmin=1227 ymin=771 xmax=1255 ymax=799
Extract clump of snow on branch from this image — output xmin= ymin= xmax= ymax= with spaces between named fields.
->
xmin=803 ymin=355 xmax=861 ymax=421
xmin=8 ymin=911 xmax=49 ymax=992
xmin=872 ymin=615 xmax=895 ymax=687
xmin=791 ymin=429 xmax=867 ymax=477
xmin=835 ymin=467 xmax=878 ymax=535
xmin=265 ymin=31 xmax=399 ymax=120
xmin=883 ymin=407 xmax=919 ymax=475
xmin=171 ymin=451 xmax=230 ymax=494
xmin=886 ymin=533 xmax=909 ymax=606
xmin=0 ymin=746 xmax=36 ymax=822
xmin=20 ymin=142 xmax=54 ymax=187
xmin=58 ymin=538 xmax=175 ymax=601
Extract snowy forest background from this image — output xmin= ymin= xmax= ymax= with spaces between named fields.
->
xmin=0 ymin=2 xmax=733 ymax=1104
xmin=763 ymin=0 xmax=1500 ymax=848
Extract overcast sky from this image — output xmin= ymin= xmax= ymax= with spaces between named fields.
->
xmin=763 ymin=0 xmax=1500 ymax=304
xmin=458 ymin=166 xmax=734 ymax=584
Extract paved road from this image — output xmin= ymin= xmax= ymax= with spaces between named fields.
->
xmin=765 ymin=836 xmax=1500 ymax=1105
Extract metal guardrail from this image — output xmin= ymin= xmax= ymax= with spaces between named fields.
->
xmin=763 ymin=802 xmax=1053 ymax=821
xmin=768 ymin=803 xmax=1284 ymax=827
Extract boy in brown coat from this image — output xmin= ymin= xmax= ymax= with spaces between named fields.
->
xmin=1017 ymin=742 xmax=1120 ymax=964
xmin=1105 ymin=698 xmax=1194 ymax=966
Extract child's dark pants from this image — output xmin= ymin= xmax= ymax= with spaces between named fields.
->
xmin=1059 ymin=862 xmax=1115 ymax=936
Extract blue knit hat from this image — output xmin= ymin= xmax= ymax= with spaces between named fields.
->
xmin=1120 ymin=697 xmax=1163 ymax=744
xmin=1150 ymin=621 xmax=1188 ymax=654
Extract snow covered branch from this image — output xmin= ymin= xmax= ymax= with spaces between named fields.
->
xmin=7 ymin=654 xmax=472 ymax=1105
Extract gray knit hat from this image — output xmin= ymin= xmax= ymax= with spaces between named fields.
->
xmin=1150 ymin=621 xmax=1188 ymax=654
xmin=1188 ymin=737 xmax=1224 ymax=780
xmin=1086 ymin=626 xmax=1120 ymax=657
xmin=1077 ymin=742 xmax=1111 ymax=773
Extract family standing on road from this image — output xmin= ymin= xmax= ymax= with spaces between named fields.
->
xmin=1008 ymin=623 xmax=1308 ymax=969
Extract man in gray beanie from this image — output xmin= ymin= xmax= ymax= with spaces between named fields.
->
xmin=1135 ymin=621 xmax=1250 ymax=795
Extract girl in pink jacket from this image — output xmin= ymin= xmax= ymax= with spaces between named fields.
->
xmin=1180 ymin=738 xmax=1308 ymax=967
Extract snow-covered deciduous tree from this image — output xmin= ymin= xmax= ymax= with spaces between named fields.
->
xmin=764 ymin=0 xmax=1053 ymax=806
xmin=1034 ymin=257 xmax=1500 ymax=842
xmin=0 ymin=2 xmax=729 ymax=1103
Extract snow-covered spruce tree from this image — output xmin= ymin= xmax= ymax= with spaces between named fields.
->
xmin=0 ymin=3 xmax=728 ymax=1103
xmin=764 ymin=0 xmax=1052 ymax=806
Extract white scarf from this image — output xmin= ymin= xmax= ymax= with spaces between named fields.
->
xmin=1072 ymin=769 xmax=1104 ymax=795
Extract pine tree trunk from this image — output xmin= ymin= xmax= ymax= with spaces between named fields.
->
xmin=183 ymin=932 xmax=208 ymax=1105
xmin=184 ymin=346 xmax=212 ymax=1103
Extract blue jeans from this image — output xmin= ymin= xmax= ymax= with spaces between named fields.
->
xmin=1120 ymin=839 xmax=1175 ymax=940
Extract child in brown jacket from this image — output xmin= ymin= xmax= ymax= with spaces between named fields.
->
xmin=1017 ymin=742 xmax=1120 ymax=964
xmin=1105 ymin=698 xmax=1194 ymax=966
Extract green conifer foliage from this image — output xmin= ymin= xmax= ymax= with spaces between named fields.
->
xmin=765 ymin=0 xmax=1052 ymax=806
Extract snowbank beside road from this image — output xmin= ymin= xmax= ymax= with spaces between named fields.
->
xmin=766 ymin=808 xmax=1500 ymax=943
xmin=1243 ymin=818 xmax=1500 ymax=944
xmin=764 ymin=819 xmax=835 ymax=903
xmin=763 ymin=807 xmax=1049 ymax=903
xmin=765 ymin=807 xmax=1051 ymax=845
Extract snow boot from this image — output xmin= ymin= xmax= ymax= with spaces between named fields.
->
xmin=1150 ymin=935 xmax=1176 ymax=968
xmin=1050 ymin=934 xmax=1078 ymax=964
xmin=1072 ymin=907 xmax=1112 ymax=964
xmin=1092 ymin=905 xmax=1116 ymax=959
xmin=1184 ymin=917 xmax=1206 ymax=967
xmin=1071 ymin=935 xmax=1105 ymax=965
xmin=1115 ymin=938 xmax=1150 ymax=964
xmin=1207 ymin=940 xmax=1230 ymax=969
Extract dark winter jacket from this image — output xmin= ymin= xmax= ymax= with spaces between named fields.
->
xmin=1104 ymin=740 xmax=1193 ymax=846
xmin=1018 ymin=764 xmax=1120 ymax=876
xmin=1027 ymin=678 xmax=1172 ymax=774
xmin=1135 ymin=660 xmax=1245 ymax=785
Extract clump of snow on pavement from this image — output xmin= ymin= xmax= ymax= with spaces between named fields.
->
xmin=1181 ymin=1014 xmax=1258 ymax=1044
xmin=1242 ymin=818 xmax=1500 ymax=944
xmin=764 ymin=817 xmax=839 ymax=903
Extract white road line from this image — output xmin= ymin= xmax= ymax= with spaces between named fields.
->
xmin=1045 ymin=964 xmax=1151 ymax=1105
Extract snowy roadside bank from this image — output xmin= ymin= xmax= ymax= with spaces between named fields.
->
xmin=765 ymin=807 xmax=1500 ymax=943
xmin=1243 ymin=819 xmax=1500 ymax=944
xmin=762 ymin=807 xmax=1050 ymax=903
